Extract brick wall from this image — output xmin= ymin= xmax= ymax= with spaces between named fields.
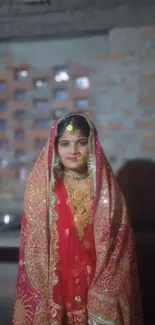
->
xmin=93 ymin=27 xmax=155 ymax=170
xmin=0 ymin=28 xmax=155 ymax=208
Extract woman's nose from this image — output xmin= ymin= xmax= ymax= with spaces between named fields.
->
xmin=70 ymin=143 xmax=78 ymax=154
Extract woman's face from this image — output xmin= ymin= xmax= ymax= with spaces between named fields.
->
xmin=57 ymin=128 xmax=90 ymax=171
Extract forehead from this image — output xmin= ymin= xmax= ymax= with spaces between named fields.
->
xmin=59 ymin=129 xmax=87 ymax=140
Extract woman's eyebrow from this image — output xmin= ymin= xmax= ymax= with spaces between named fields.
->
xmin=59 ymin=136 xmax=87 ymax=141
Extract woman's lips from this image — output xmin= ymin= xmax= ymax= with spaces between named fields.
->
xmin=67 ymin=157 xmax=78 ymax=161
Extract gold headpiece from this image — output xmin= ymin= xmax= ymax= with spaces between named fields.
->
xmin=66 ymin=121 xmax=74 ymax=134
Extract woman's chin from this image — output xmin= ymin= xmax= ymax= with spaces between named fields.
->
xmin=65 ymin=162 xmax=86 ymax=172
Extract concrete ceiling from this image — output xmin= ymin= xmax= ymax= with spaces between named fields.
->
xmin=0 ymin=0 xmax=155 ymax=40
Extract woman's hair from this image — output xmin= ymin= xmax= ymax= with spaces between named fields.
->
xmin=54 ymin=114 xmax=91 ymax=178
xmin=56 ymin=114 xmax=91 ymax=139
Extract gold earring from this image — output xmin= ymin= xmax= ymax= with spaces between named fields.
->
xmin=77 ymin=155 xmax=84 ymax=163
xmin=87 ymin=154 xmax=94 ymax=174
xmin=54 ymin=155 xmax=60 ymax=169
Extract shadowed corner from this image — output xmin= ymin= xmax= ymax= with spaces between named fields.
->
xmin=116 ymin=159 xmax=155 ymax=325
xmin=0 ymin=216 xmax=20 ymax=325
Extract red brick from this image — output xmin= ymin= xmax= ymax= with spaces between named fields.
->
xmin=1 ymin=168 xmax=15 ymax=179
xmin=98 ymin=53 xmax=126 ymax=61
xmin=0 ymin=71 xmax=14 ymax=81
xmin=124 ymin=109 xmax=133 ymax=116
xmin=4 ymin=56 xmax=14 ymax=69
xmin=98 ymin=54 xmax=109 ymax=61
xmin=124 ymin=86 xmax=136 ymax=93
xmin=98 ymin=131 xmax=111 ymax=139
xmin=0 ymin=90 xmax=13 ymax=100
xmin=0 ymin=134 xmax=7 ymax=140
xmin=142 ymin=109 xmax=155 ymax=116
xmin=78 ymin=109 xmax=93 ymax=119
xmin=29 ymin=68 xmax=49 ymax=80
xmin=7 ymin=101 xmax=30 ymax=111
xmin=0 ymin=52 xmax=11 ymax=59
xmin=11 ymin=62 xmax=30 ymax=70
xmin=109 ymin=53 xmax=126 ymax=60
xmin=136 ymin=121 xmax=155 ymax=128
xmin=142 ymin=144 xmax=155 ymax=152
xmin=143 ymin=130 xmax=155 ymax=140
xmin=28 ymin=129 xmax=49 ymax=139
xmin=9 ymin=141 xmax=29 ymax=150
xmin=0 ymin=112 xmax=7 ymax=119
xmin=146 ymin=86 xmax=155 ymax=94
xmin=69 ymin=65 xmax=89 ymax=77
xmin=70 ymin=89 xmax=90 ymax=98
xmin=138 ymin=97 xmax=155 ymax=107
xmin=108 ymin=122 xmax=124 ymax=130
xmin=139 ymin=74 xmax=155 ymax=81
xmin=11 ymin=121 xmax=29 ymax=129
xmin=10 ymin=80 xmax=33 ymax=91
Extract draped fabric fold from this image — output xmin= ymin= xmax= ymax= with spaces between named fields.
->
xmin=12 ymin=114 xmax=142 ymax=325
xmin=87 ymin=138 xmax=142 ymax=325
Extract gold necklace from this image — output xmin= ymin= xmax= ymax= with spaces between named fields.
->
xmin=64 ymin=171 xmax=89 ymax=183
xmin=64 ymin=179 xmax=93 ymax=241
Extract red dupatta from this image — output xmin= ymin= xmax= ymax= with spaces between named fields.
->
xmin=12 ymin=113 xmax=142 ymax=325
xmin=52 ymin=178 xmax=96 ymax=324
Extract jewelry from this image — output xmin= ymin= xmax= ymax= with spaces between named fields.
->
xmin=87 ymin=154 xmax=94 ymax=174
xmin=64 ymin=170 xmax=89 ymax=183
xmin=54 ymin=155 xmax=60 ymax=169
xmin=64 ymin=178 xmax=93 ymax=240
xmin=77 ymin=155 xmax=84 ymax=163
xmin=66 ymin=121 xmax=74 ymax=134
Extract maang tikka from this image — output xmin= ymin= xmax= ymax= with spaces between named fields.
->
xmin=66 ymin=120 xmax=74 ymax=134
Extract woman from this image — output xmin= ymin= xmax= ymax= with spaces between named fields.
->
xmin=13 ymin=113 xmax=142 ymax=325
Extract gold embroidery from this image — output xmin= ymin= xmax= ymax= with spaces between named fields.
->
xmin=13 ymin=113 xmax=96 ymax=325
xmin=24 ymin=149 xmax=48 ymax=225
xmin=48 ymin=302 xmax=63 ymax=324
xmin=75 ymin=296 xmax=81 ymax=303
xmin=13 ymin=112 xmax=142 ymax=325
xmin=67 ymin=308 xmax=87 ymax=325
xmin=13 ymin=289 xmax=33 ymax=325
xmin=24 ymin=146 xmax=49 ymax=295
xmin=87 ymin=157 xmax=142 ymax=325
xmin=49 ymin=193 xmax=59 ymax=290
xmin=64 ymin=179 xmax=93 ymax=241
xmin=25 ymin=224 xmax=48 ymax=293
xmin=34 ymin=300 xmax=47 ymax=325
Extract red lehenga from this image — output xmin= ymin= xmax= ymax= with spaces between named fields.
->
xmin=53 ymin=178 xmax=96 ymax=324
xmin=12 ymin=114 xmax=143 ymax=325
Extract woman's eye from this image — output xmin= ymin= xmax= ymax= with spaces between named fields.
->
xmin=59 ymin=142 xmax=69 ymax=147
xmin=79 ymin=140 xmax=88 ymax=146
